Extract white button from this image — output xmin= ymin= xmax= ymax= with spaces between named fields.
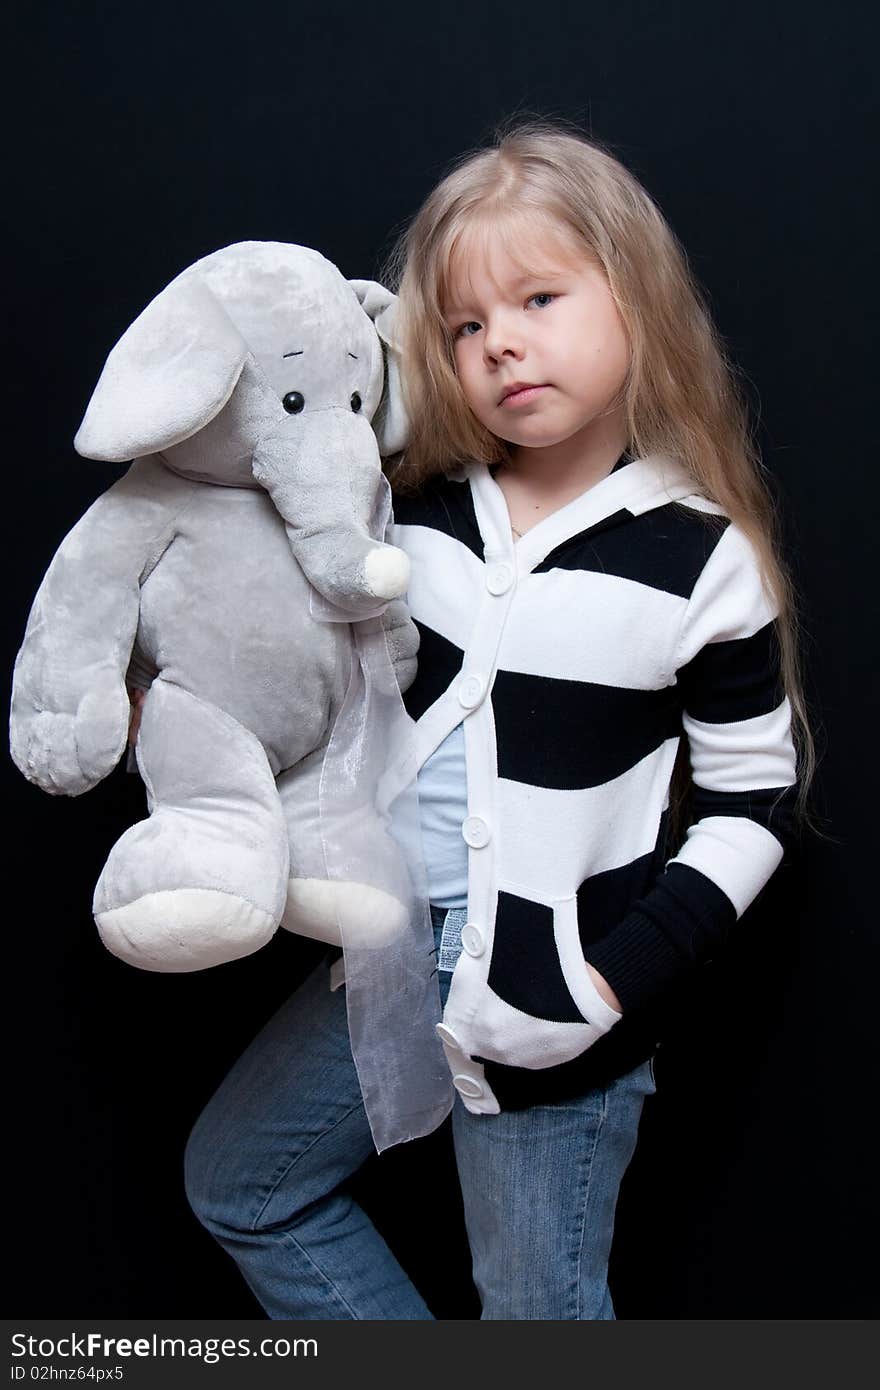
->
xmin=461 ymin=923 xmax=485 ymax=956
xmin=458 ymin=674 xmax=485 ymax=709
xmin=487 ymin=563 xmax=513 ymax=595
xmin=452 ymin=1074 xmax=484 ymax=1099
xmin=462 ymin=815 xmax=490 ymax=848
xmin=435 ymin=1023 xmax=460 ymax=1047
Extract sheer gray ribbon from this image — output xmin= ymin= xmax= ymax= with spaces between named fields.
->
xmin=310 ymin=476 xmax=453 ymax=1151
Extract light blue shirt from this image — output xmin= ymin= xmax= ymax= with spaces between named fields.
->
xmin=416 ymin=723 xmax=468 ymax=909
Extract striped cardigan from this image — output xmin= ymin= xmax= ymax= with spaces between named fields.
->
xmin=391 ymin=455 xmax=798 ymax=1114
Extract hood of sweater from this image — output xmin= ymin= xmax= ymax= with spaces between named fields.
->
xmin=466 ymin=454 xmax=703 ymax=576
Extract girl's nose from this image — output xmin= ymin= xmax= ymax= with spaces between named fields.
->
xmin=482 ymin=315 xmax=524 ymax=364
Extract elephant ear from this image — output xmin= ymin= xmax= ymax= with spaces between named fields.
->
xmin=350 ymin=279 xmax=408 ymax=458
xmin=74 ymin=273 xmax=250 ymax=462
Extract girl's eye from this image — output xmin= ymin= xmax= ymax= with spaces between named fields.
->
xmin=453 ymin=321 xmax=482 ymax=340
xmin=527 ymin=293 xmax=555 ymax=309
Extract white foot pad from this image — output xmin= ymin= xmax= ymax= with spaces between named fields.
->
xmin=95 ymin=888 xmax=277 ymax=973
xmin=281 ymin=878 xmax=408 ymax=947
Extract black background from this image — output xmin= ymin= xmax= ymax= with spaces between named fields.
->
xmin=4 ymin=0 xmax=877 ymax=1318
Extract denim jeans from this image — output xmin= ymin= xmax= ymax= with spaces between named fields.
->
xmin=184 ymin=908 xmax=655 ymax=1320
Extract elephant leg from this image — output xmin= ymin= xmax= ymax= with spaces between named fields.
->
xmin=276 ymin=753 xmax=407 ymax=949
xmin=93 ymin=680 xmax=289 ymax=972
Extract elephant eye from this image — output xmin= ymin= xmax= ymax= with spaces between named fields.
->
xmin=350 ymin=392 xmax=362 ymax=413
xmin=282 ymin=391 xmax=305 ymax=414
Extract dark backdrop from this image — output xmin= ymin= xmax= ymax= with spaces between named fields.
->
xmin=4 ymin=0 xmax=877 ymax=1318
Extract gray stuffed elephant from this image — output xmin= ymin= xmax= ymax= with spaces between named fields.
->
xmin=10 ymin=241 xmax=420 ymax=974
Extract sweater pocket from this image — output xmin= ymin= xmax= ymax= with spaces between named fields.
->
xmin=467 ymin=889 xmax=620 ymax=1070
xmin=553 ymin=895 xmax=623 ymax=1033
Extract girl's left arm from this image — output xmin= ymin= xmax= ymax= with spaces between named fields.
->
xmin=583 ymin=522 xmax=798 ymax=1013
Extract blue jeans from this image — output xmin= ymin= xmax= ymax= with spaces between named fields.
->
xmin=184 ymin=908 xmax=655 ymax=1320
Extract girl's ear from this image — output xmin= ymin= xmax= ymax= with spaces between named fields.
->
xmin=349 ymin=280 xmax=408 ymax=457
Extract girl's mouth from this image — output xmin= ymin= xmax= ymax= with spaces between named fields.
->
xmin=499 ymin=384 xmax=548 ymax=407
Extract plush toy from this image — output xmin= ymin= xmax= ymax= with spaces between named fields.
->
xmin=10 ymin=241 xmax=421 ymax=975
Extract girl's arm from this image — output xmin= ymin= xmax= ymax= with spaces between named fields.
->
xmin=583 ymin=522 xmax=798 ymax=1012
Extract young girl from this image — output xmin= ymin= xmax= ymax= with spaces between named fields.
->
xmin=183 ymin=122 xmax=810 ymax=1320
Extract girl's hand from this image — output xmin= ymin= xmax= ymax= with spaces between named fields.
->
xmin=127 ymin=687 xmax=146 ymax=747
xmin=586 ymin=961 xmax=622 ymax=1013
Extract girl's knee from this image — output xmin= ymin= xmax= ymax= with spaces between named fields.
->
xmin=182 ymin=1097 xmax=266 ymax=1236
xmin=182 ymin=1107 xmax=234 ymax=1232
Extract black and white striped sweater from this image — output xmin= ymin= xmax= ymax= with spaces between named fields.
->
xmin=391 ymin=454 xmax=798 ymax=1114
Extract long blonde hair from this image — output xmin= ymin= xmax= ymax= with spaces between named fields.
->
xmin=384 ymin=120 xmax=817 ymax=832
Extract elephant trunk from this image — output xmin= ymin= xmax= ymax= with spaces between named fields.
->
xmin=253 ymin=409 xmax=409 ymax=615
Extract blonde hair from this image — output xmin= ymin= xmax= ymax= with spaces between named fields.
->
xmin=384 ymin=120 xmax=818 ymax=832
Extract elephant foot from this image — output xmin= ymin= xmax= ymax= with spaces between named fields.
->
xmin=281 ymin=878 xmax=408 ymax=948
xmin=95 ymin=888 xmax=278 ymax=973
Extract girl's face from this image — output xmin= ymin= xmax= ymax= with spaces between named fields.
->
xmin=442 ymin=219 xmax=630 ymax=459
